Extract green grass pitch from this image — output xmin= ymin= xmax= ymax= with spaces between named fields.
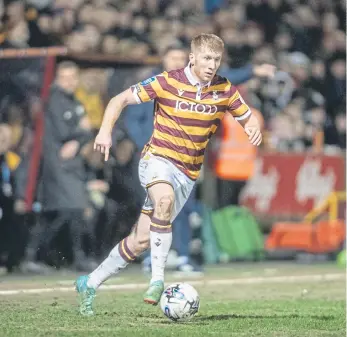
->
xmin=0 ymin=263 xmax=345 ymax=337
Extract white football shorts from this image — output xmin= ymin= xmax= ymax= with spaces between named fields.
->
xmin=138 ymin=153 xmax=195 ymax=222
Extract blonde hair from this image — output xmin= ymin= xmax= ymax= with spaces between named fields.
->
xmin=191 ymin=33 xmax=224 ymax=53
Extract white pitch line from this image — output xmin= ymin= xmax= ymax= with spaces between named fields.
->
xmin=0 ymin=273 xmax=344 ymax=296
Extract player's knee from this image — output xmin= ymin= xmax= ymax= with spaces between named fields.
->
xmin=155 ymin=194 xmax=174 ymax=220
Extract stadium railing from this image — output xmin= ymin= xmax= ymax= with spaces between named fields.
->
xmin=304 ymin=191 xmax=346 ymax=223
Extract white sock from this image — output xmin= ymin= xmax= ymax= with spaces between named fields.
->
xmin=87 ymin=237 xmax=135 ymax=289
xmin=150 ymin=218 xmax=172 ymax=284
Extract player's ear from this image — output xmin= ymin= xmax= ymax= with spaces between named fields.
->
xmin=189 ymin=53 xmax=195 ymax=66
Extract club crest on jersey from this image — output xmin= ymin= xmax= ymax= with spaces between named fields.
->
xmin=140 ymin=77 xmax=156 ymax=85
xmin=213 ymin=91 xmax=219 ymax=100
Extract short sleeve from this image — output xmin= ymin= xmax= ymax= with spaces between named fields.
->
xmin=228 ymin=87 xmax=252 ymax=121
xmin=131 ymin=73 xmax=165 ymax=104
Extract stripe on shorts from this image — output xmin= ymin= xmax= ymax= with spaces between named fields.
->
xmin=141 ymin=209 xmax=154 ymax=216
xmin=146 ymin=180 xmax=174 ymax=189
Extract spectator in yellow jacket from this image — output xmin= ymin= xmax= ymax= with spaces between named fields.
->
xmin=75 ymin=69 xmax=104 ymax=130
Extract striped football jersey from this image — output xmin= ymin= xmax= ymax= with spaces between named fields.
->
xmin=131 ymin=65 xmax=251 ymax=180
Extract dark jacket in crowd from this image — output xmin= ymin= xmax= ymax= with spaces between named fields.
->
xmin=41 ymin=85 xmax=93 ymax=211
xmin=0 ymin=152 xmax=20 ymax=257
xmin=0 ymin=153 xmax=17 ymax=225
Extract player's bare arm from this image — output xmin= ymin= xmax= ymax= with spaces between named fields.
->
xmin=94 ymin=88 xmax=138 ymax=161
xmin=238 ymin=113 xmax=262 ymax=146
xmin=227 ymin=84 xmax=262 ymax=147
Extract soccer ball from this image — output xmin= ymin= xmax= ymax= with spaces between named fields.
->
xmin=160 ymin=283 xmax=200 ymax=322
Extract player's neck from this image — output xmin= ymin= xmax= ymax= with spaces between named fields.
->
xmin=190 ymin=65 xmax=209 ymax=86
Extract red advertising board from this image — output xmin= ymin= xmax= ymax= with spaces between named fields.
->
xmin=240 ymin=153 xmax=345 ymax=217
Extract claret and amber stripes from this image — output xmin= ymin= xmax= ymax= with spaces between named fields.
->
xmin=118 ymin=237 xmax=136 ymax=263
xmin=150 ymin=217 xmax=172 ymax=233
xmin=131 ymin=66 xmax=251 ymax=180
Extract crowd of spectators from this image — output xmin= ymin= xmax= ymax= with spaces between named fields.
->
xmin=0 ymin=0 xmax=345 ymax=273
xmin=1 ymin=0 xmax=345 ymax=151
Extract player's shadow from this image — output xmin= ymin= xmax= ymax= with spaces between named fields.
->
xmin=156 ymin=313 xmax=336 ymax=326
xmin=196 ymin=314 xmax=335 ymax=321
xmin=156 ymin=316 xmax=208 ymax=326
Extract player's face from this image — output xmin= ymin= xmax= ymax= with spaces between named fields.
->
xmin=162 ymin=50 xmax=187 ymax=72
xmin=190 ymin=47 xmax=222 ymax=83
xmin=56 ymin=67 xmax=79 ymax=94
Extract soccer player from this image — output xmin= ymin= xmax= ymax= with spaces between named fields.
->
xmin=75 ymin=33 xmax=262 ymax=316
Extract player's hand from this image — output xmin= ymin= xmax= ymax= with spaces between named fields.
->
xmin=245 ymin=127 xmax=262 ymax=146
xmin=253 ymin=64 xmax=277 ymax=79
xmin=60 ymin=140 xmax=80 ymax=159
xmin=94 ymin=131 xmax=112 ymax=161
xmin=87 ymin=180 xmax=110 ymax=193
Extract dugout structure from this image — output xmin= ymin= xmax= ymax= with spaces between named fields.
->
xmin=0 ymin=47 xmax=67 ymax=211
xmin=0 ymin=48 xmax=164 ymax=212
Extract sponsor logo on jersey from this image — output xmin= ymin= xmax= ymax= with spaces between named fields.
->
xmin=133 ymin=84 xmax=141 ymax=93
xmin=175 ymin=101 xmax=218 ymax=114
xmin=140 ymin=77 xmax=156 ymax=85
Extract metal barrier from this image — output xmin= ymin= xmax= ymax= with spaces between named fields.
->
xmin=304 ymin=191 xmax=346 ymax=223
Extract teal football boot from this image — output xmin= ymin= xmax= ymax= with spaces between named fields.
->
xmin=143 ymin=280 xmax=164 ymax=305
xmin=75 ymin=275 xmax=96 ymax=316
